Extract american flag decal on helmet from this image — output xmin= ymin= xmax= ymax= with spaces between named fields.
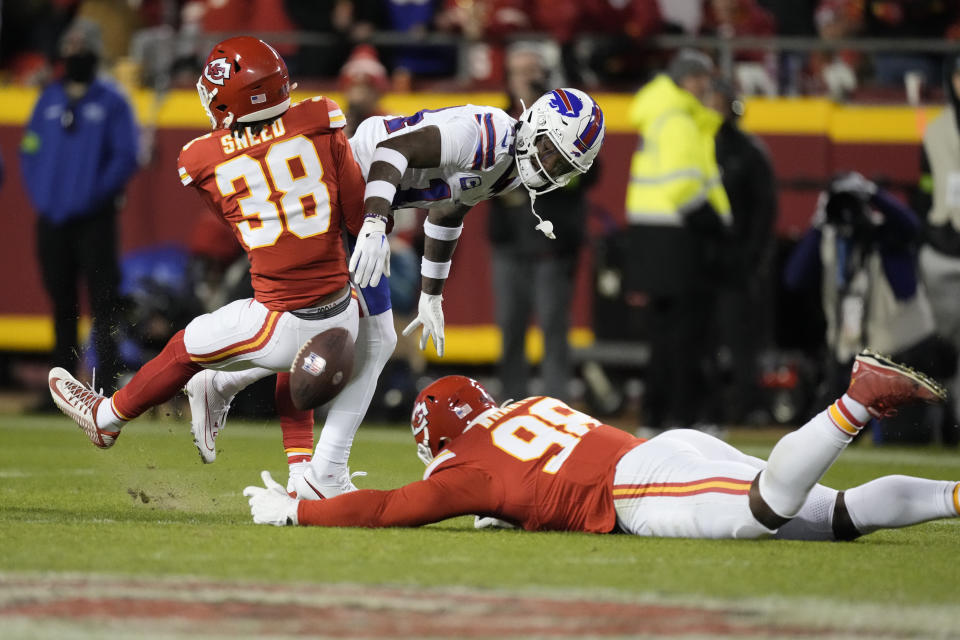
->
xmin=574 ymin=103 xmax=604 ymax=154
xmin=250 ymin=93 xmax=267 ymax=104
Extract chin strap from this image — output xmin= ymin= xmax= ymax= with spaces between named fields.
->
xmin=528 ymin=190 xmax=555 ymax=239
xmin=516 ymin=99 xmax=554 ymax=239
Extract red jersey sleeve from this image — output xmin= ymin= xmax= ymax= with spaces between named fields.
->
xmin=177 ymin=133 xmax=232 ymax=228
xmin=177 ymin=133 xmax=212 ymax=188
xmin=332 ymin=129 xmax=366 ymax=236
xmin=297 ymin=466 xmax=501 ymax=527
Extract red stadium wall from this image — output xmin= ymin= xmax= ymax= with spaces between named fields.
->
xmin=0 ymin=90 xmax=937 ymax=358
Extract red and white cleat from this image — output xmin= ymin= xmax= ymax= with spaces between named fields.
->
xmin=847 ymin=350 xmax=947 ymax=418
xmin=48 ymin=367 xmax=119 ymax=449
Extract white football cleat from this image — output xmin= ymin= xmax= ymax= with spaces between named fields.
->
xmin=184 ymin=369 xmax=233 ymax=463
xmin=48 ymin=367 xmax=119 ymax=449
xmin=289 ymin=465 xmax=366 ymax=500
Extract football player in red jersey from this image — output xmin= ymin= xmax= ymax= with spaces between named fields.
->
xmin=48 ymin=37 xmax=367 ymax=478
xmin=245 ymin=351 xmax=960 ymax=540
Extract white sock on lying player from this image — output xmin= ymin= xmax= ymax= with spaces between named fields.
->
xmin=844 ymin=476 xmax=960 ymax=534
xmin=760 ymin=394 xmax=869 ymax=519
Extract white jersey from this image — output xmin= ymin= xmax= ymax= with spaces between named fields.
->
xmin=349 ymin=105 xmax=522 ymax=209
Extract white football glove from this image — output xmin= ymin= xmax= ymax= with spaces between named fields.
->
xmin=349 ymin=215 xmax=391 ymax=288
xmin=402 ymin=292 xmax=445 ymax=357
xmin=474 ymin=516 xmax=518 ymax=530
xmin=242 ymin=470 xmax=299 ymax=526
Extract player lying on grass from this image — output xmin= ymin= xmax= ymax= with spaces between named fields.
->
xmin=193 ymin=86 xmax=607 ymax=497
xmin=47 ymin=37 xmax=368 ymax=496
xmin=244 ymin=350 xmax=960 ymax=540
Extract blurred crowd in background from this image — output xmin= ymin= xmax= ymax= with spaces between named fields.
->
xmin=3 ymin=0 xmax=960 ymax=447
xmin=3 ymin=0 xmax=960 ymax=98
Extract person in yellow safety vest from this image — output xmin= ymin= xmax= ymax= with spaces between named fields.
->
xmin=620 ymin=49 xmax=733 ymax=431
xmin=626 ymin=49 xmax=731 ymax=227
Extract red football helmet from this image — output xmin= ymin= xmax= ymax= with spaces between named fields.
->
xmin=196 ymin=36 xmax=291 ymax=130
xmin=411 ymin=376 xmax=497 ymax=465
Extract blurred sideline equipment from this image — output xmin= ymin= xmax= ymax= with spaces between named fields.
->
xmin=785 ymin=171 xmax=958 ymax=444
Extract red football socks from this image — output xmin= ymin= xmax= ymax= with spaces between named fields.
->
xmin=276 ymin=372 xmax=315 ymax=464
xmin=112 ymin=330 xmax=203 ymax=420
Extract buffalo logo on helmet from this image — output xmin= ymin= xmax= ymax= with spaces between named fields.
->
xmin=204 ymin=57 xmax=232 ymax=86
xmin=548 ymin=89 xmax=583 ymax=118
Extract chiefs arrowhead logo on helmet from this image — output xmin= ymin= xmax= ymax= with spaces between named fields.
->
xmin=411 ymin=401 xmax=429 ymax=437
xmin=204 ymin=57 xmax=231 ymax=86
xmin=410 ymin=376 xmax=497 ymax=466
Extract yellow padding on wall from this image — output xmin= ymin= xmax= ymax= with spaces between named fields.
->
xmin=423 ymin=326 xmax=596 ymax=364
xmin=0 ymin=87 xmax=940 ymax=141
xmin=0 ymin=315 xmax=91 ymax=352
xmin=0 ymin=314 xmax=592 ymax=364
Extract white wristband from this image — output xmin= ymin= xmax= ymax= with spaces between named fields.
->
xmin=421 ymin=257 xmax=452 ymax=280
xmin=364 ymin=180 xmax=397 ymax=204
xmin=424 ymin=220 xmax=463 ymax=241
xmin=372 ymin=146 xmax=409 ymax=176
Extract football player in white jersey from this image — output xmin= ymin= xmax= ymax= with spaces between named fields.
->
xmin=186 ymin=89 xmax=607 ymax=499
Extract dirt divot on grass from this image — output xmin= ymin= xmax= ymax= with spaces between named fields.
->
xmin=0 ymin=573 xmax=951 ymax=639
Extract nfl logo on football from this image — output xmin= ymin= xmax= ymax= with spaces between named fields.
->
xmin=302 ymin=352 xmax=326 ymax=377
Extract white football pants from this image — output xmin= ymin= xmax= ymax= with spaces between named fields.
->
xmin=182 ymin=297 xmax=358 ymax=372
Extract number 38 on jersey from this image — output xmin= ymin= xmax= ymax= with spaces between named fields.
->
xmin=213 ymin=134 xmax=332 ymax=249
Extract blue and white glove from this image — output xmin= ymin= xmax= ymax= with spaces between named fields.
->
xmin=349 ymin=215 xmax=391 ymax=288
xmin=402 ymin=292 xmax=445 ymax=357
xmin=243 ymin=470 xmax=299 ymax=526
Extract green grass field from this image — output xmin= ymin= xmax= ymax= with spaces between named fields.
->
xmin=2 ymin=414 xmax=959 ymax=638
